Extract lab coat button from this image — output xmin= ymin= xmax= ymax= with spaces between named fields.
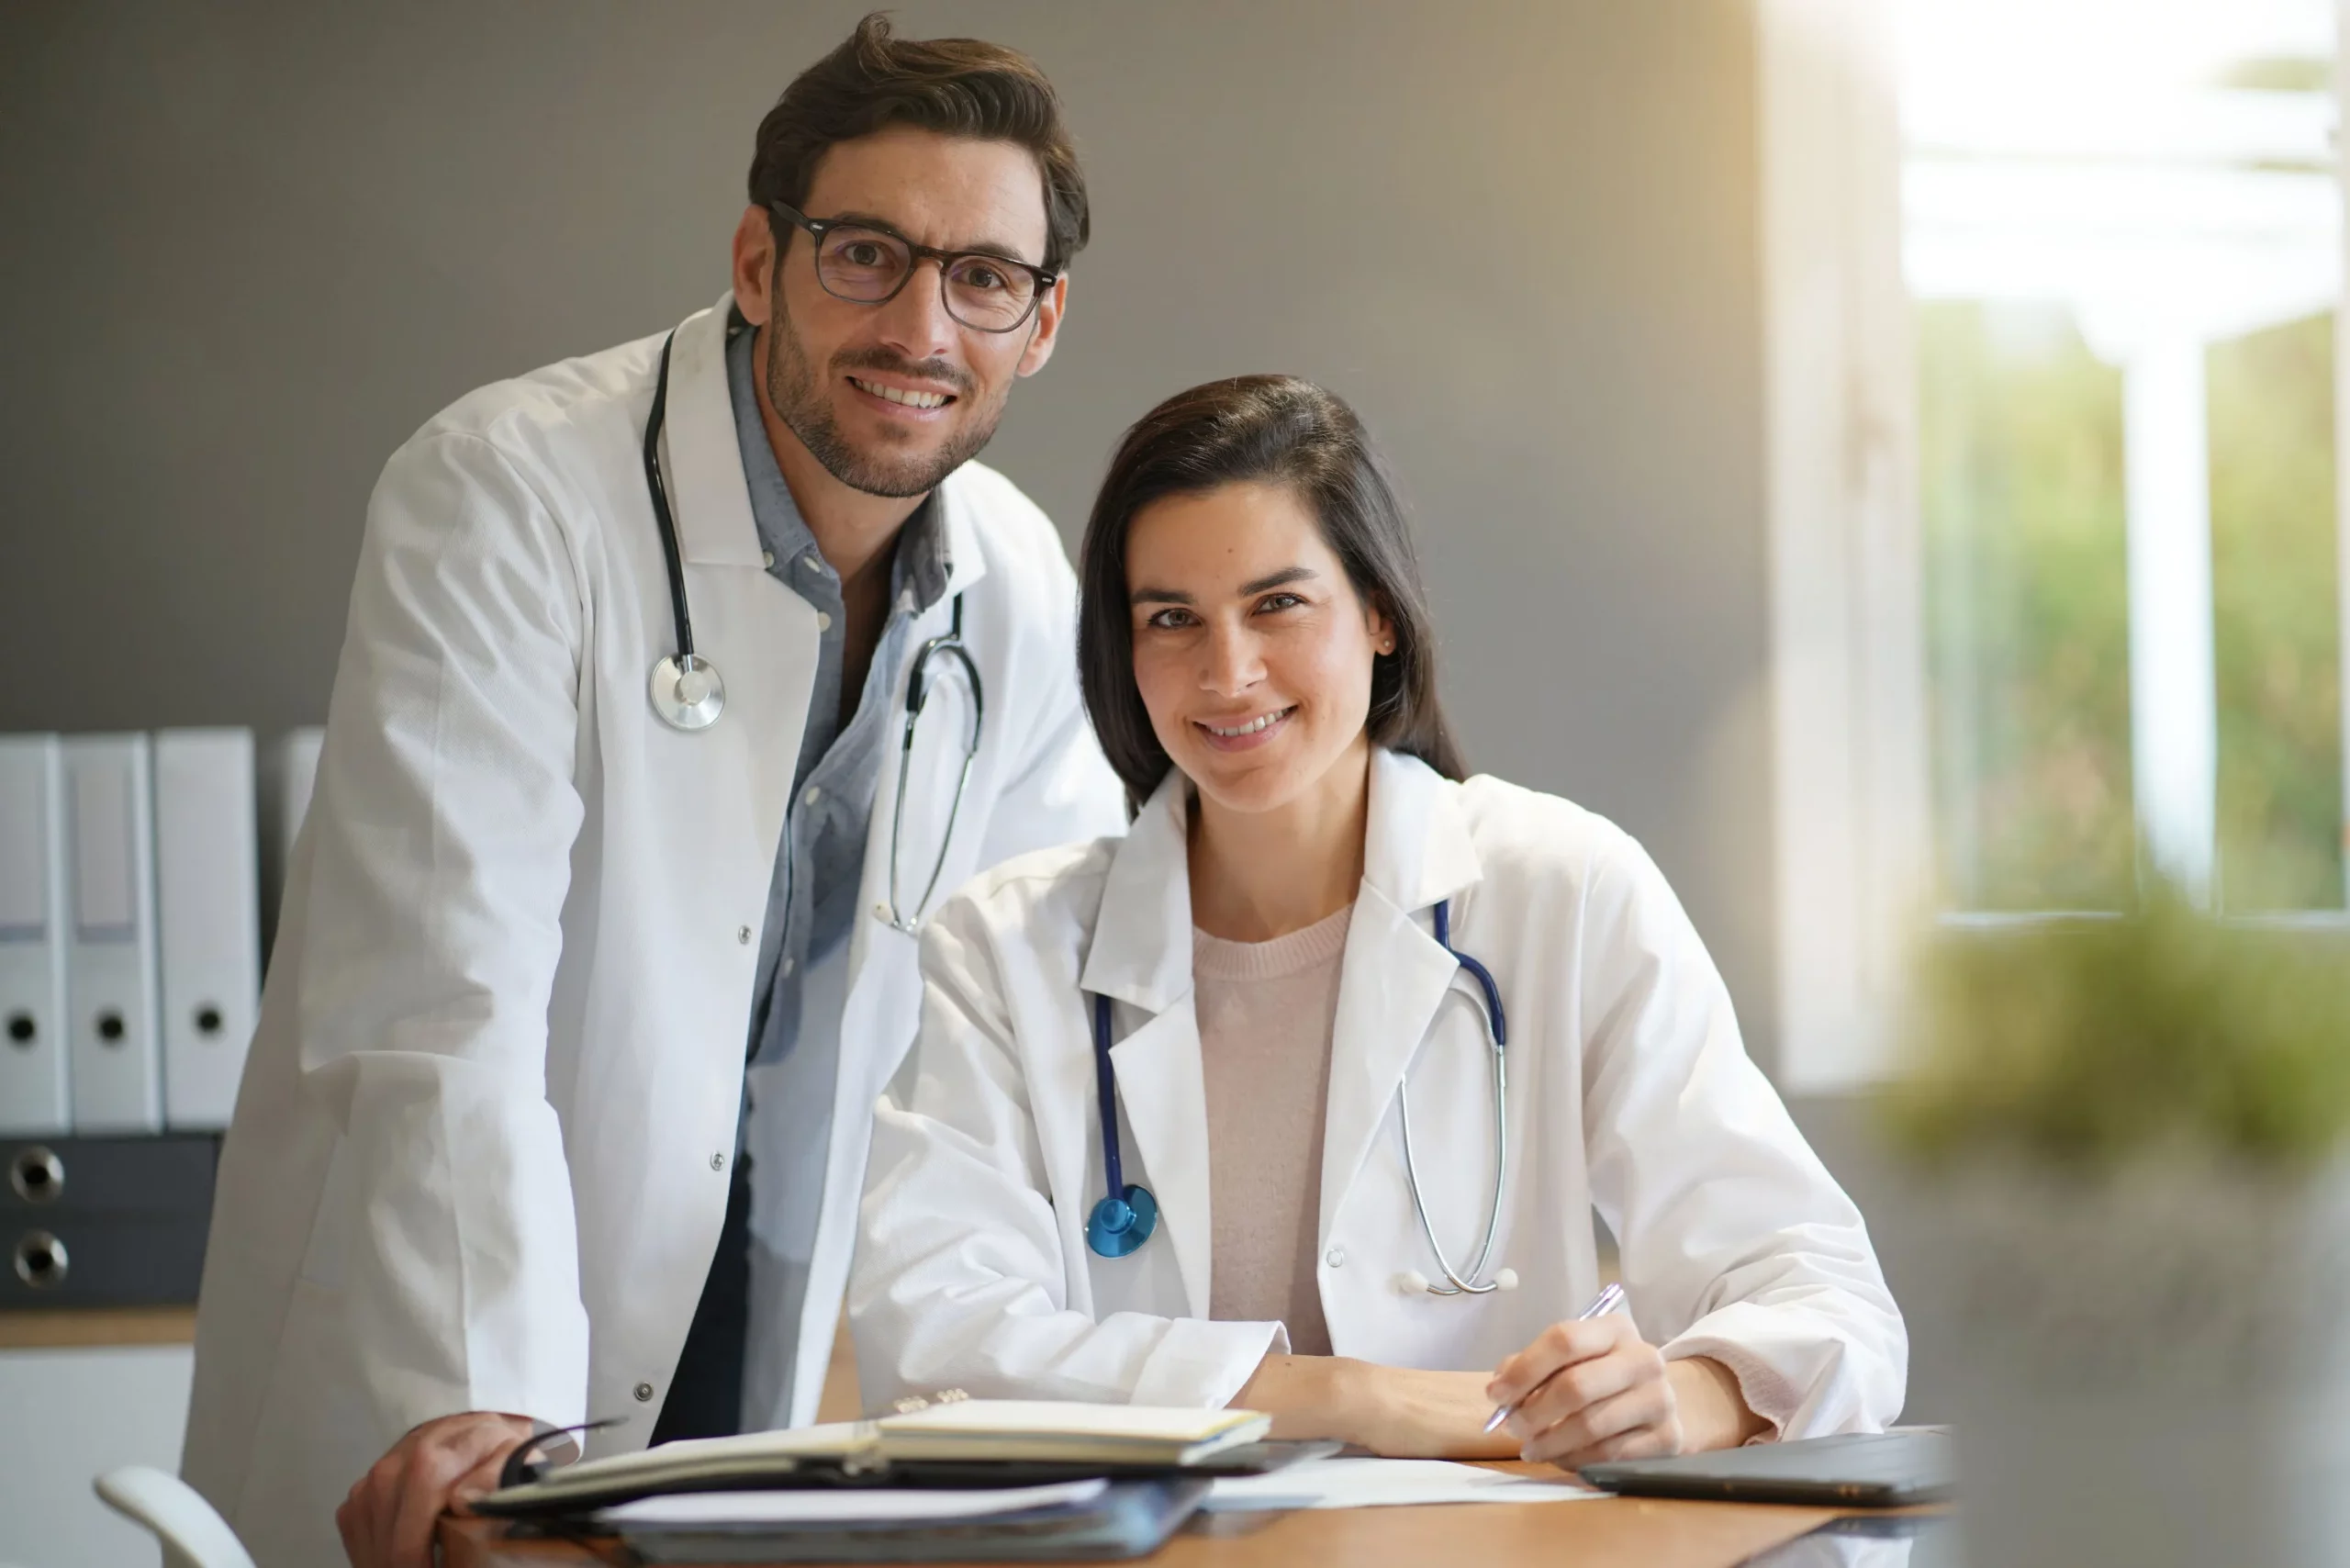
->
xmin=737 ymin=925 xmax=751 ymax=945
xmin=1325 ymin=1247 xmax=1347 ymax=1269
xmin=633 ymin=1382 xmax=655 ymax=1403
xmin=710 ymin=1152 xmax=725 ymax=1171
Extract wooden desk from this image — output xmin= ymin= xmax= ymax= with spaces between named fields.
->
xmin=440 ymin=1466 xmax=1858 ymax=1568
xmin=0 ymin=1305 xmax=197 ymax=1349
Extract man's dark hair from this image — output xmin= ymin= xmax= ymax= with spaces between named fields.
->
xmin=1078 ymin=375 xmax=1469 ymax=813
xmin=749 ymin=13 xmax=1089 ymax=274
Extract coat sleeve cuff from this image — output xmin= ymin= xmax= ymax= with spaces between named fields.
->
xmin=1662 ymin=1334 xmax=1798 ymax=1443
xmin=1128 ymin=1317 xmax=1287 ymax=1409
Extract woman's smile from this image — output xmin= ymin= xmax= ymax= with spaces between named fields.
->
xmin=1194 ymin=705 xmax=1297 ymax=751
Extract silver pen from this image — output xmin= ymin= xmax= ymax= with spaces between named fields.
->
xmin=1482 ymin=1281 xmax=1628 ymax=1435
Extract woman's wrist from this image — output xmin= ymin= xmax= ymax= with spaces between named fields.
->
xmin=1665 ymin=1356 xmax=1771 ymax=1451
xmin=1232 ymin=1352 xmax=1376 ymax=1443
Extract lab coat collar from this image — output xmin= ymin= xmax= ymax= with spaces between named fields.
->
xmin=662 ymin=295 xmax=990 ymax=601
xmin=1078 ymin=746 xmax=1482 ymax=1014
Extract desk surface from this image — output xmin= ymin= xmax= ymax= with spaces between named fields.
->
xmin=439 ymin=1464 xmax=1861 ymax=1568
xmin=0 ymin=1305 xmax=196 ymax=1349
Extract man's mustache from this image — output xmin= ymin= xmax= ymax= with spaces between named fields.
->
xmin=833 ymin=347 xmax=976 ymax=398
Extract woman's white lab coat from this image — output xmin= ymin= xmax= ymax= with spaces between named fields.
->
xmin=181 ymin=297 xmax=1125 ymax=1568
xmin=852 ymin=748 xmax=1905 ymax=1435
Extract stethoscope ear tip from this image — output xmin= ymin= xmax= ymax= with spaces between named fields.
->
xmin=1494 ymin=1268 xmax=1520 ymax=1292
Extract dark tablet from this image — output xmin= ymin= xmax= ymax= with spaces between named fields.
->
xmin=1577 ymin=1429 xmax=1953 ymax=1507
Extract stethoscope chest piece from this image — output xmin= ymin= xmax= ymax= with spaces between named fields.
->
xmin=650 ymin=653 xmax=725 ymax=732
xmin=1086 ymin=1183 xmax=1158 ymax=1258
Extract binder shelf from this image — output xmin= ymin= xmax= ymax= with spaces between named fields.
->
xmin=2 ymin=1135 xmax=217 ymax=1309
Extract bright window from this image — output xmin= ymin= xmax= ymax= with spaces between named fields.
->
xmin=1760 ymin=0 xmax=2350 ymax=1087
xmin=1902 ymin=0 xmax=2344 ymax=913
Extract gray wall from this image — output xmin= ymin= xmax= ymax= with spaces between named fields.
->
xmin=0 ymin=2 xmax=1775 ymax=1062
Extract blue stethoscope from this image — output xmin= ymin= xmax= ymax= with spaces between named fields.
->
xmin=1086 ymin=897 xmax=1517 ymax=1297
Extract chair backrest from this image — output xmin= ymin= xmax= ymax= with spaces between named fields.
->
xmin=92 ymin=1467 xmax=258 ymax=1568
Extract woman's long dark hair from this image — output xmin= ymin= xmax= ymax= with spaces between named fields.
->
xmin=1078 ymin=375 xmax=1467 ymax=812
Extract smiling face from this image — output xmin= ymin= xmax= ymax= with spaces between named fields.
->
xmin=733 ymin=125 xmax=1067 ymax=498
xmin=1126 ymin=481 xmax=1393 ymax=818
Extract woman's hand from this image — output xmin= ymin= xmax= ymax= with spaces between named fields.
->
xmin=1484 ymin=1316 xmax=1766 ymax=1468
xmin=1230 ymin=1354 xmax=1518 ymax=1458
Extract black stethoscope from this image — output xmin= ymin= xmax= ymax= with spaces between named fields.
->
xmin=1084 ymin=897 xmax=1517 ymax=1296
xmin=641 ymin=330 xmax=985 ymax=934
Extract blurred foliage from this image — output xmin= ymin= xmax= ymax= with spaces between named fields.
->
xmin=2210 ymin=311 xmax=2345 ymax=911
xmin=1919 ymin=301 xmax=2345 ymax=912
xmin=1919 ymin=301 xmax=2136 ymax=909
xmin=1885 ymin=885 xmax=2350 ymax=1168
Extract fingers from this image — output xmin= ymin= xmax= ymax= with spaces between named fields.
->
xmin=448 ymin=1438 xmax=527 ymax=1515
xmin=1484 ymin=1315 xmax=1626 ymax=1410
xmin=1558 ymin=1409 xmax=1684 ymax=1471
xmin=386 ymin=1419 xmax=527 ymax=1566
xmin=1519 ymin=1373 xmax=1678 ymax=1465
xmin=339 ymin=1413 xmax=535 ymax=1568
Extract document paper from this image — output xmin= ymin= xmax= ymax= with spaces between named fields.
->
xmin=1203 ymin=1456 xmax=1605 ymax=1511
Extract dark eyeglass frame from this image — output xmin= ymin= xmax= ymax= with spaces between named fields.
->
xmin=768 ymin=201 xmax=1058 ymax=334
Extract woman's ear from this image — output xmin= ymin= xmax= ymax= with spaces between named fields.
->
xmin=1367 ymin=601 xmax=1397 ymax=656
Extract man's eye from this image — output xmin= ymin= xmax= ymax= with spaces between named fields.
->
xmin=838 ymin=241 xmax=891 ymax=268
xmin=958 ymin=263 xmax=1007 ymax=292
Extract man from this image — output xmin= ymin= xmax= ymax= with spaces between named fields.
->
xmin=182 ymin=17 xmax=1125 ymax=1567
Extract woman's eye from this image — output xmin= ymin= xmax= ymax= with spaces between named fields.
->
xmin=1256 ymin=593 xmax=1304 ymax=613
xmin=1144 ymin=608 xmax=1196 ymax=630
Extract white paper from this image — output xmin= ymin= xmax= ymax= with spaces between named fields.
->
xmin=1203 ymin=1457 xmax=1604 ymax=1512
xmin=600 ymin=1477 xmax=1110 ymax=1528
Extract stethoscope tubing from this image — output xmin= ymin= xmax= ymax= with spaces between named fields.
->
xmin=1083 ymin=896 xmax=1511 ymax=1294
xmin=643 ymin=332 xmax=699 ymax=666
xmin=641 ymin=325 xmax=980 ymax=931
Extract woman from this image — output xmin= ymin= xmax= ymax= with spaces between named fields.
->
xmin=851 ymin=376 xmax=1904 ymax=1464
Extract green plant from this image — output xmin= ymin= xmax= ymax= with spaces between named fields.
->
xmin=1884 ymin=885 xmax=2350 ymax=1169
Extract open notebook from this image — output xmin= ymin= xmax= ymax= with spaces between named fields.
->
xmin=476 ymin=1401 xmax=1275 ymax=1518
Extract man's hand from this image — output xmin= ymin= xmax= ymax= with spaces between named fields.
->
xmin=336 ymin=1410 xmax=537 ymax=1568
xmin=1485 ymin=1316 xmax=1765 ymax=1468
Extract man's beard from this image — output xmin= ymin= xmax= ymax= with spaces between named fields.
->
xmin=764 ymin=305 xmax=1008 ymax=499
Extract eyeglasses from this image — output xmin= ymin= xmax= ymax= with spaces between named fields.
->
xmin=769 ymin=202 xmax=1057 ymax=334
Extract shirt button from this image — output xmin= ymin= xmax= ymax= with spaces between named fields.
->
xmin=761 ymin=549 xmax=775 ymax=568
xmin=1325 ymin=1247 xmax=1347 ymax=1270
xmin=801 ymin=554 xmax=822 ymax=574
xmin=803 ymin=787 xmax=822 ymax=807
xmin=816 ymin=611 xmax=834 ymax=633
xmin=781 ymin=957 xmax=796 ymax=978
xmin=633 ymin=1382 xmax=655 ymax=1403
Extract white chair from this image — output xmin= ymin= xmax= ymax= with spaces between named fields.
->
xmin=92 ymin=1467 xmax=257 ymax=1568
